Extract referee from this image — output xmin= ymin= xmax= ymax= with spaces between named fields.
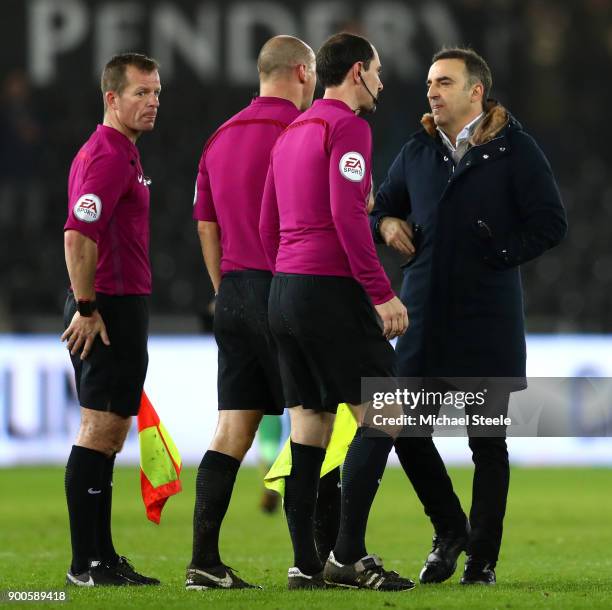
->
xmin=187 ymin=36 xmax=330 ymax=591
xmin=61 ymin=53 xmax=161 ymax=587
xmin=260 ymin=33 xmax=414 ymax=591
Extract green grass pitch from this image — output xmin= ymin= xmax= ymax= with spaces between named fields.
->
xmin=1 ymin=465 xmax=611 ymax=609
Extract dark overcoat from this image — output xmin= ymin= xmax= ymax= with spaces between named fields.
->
xmin=370 ymin=102 xmax=567 ymax=383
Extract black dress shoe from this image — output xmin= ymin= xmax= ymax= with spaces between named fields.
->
xmin=419 ymin=527 xmax=469 ymax=584
xmin=460 ymin=557 xmax=496 ymax=585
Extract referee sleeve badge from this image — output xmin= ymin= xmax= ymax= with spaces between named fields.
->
xmin=339 ymin=152 xmax=366 ymax=182
xmin=73 ymin=194 xmax=102 ymax=223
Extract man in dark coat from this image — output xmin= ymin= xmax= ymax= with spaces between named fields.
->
xmin=370 ymin=47 xmax=567 ymax=585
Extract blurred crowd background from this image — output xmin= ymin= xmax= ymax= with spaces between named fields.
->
xmin=1 ymin=0 xmax=610 ymax=334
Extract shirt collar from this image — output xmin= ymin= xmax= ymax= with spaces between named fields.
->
xmin=97 ymin=124 xmax=139 ymax=155
xmin=251 ymin=96 xmax=298 ymax=110
xmin=437 ymin=112 xmax=484 ymax=152
xmin=314 ymin=98 xmax=355 ymax=114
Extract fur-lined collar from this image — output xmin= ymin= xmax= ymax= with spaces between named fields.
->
xmin=421 ymin=100 xmax=510 ymax=147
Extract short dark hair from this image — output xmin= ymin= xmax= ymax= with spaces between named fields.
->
xmin=316 ymin=33 xmax=374 ymax=88
xmin=432 ymin=47 xmax=492 ymax=101
xmin=101 ymin=53 xmax=159 ymax=106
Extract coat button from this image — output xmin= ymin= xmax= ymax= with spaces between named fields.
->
xmin=483 ymin=154 xmax=489 ymax=159
xmin=443 ymin=156 xmax=449 ymax=162
xmin=466 ymin=161 xmax=471 ymax=166
xmin=499 ymin=147 xmax=506 ymax=152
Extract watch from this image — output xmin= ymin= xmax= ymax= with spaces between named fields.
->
xmin=76 ymin=299 xmax=97 ymax=317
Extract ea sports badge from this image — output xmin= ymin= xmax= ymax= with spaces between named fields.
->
xmin=73 ymin=194 xmax=102 ymax=223
xmin=339 ymin=152 xmax=365 ymax=182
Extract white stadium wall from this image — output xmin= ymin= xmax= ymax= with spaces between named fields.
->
xmin=0 ymin=335 xmax=611 ymax=467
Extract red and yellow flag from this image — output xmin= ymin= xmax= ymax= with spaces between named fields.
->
xmin=137 ymin=391 xmax=182 ymax=524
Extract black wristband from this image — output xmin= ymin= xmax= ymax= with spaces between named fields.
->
xmin=76 ymin=299 xmax=97 ymax=317
xmin=374 ymin=216 xmax=388 ymax=243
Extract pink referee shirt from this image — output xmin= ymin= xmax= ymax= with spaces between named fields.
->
xmin=259 ymin=98 xmax=394 ymax=305
xmin=193 ymin=96 xmax=300 ymax=274
xmin=64 ymin=125 xmax=151 ymax=295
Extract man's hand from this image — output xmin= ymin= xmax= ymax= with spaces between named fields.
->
xmin=61 ymin=310 xmax=110 ymax=360
xmin=375 ymin=296 xmax=409 ymax=340
xmin=379 ymin=217 xmax=415 ymax=257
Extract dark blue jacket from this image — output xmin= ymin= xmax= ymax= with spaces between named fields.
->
xmin=370 ymin=103 xmax=567 ymax=382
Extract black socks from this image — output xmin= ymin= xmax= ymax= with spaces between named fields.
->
xmin=284 ymin=441 xmax=326 ymax=575
xmin=333 ymin=427 xmax=394 ymax=565
xmin=314 ymin=466 xmax=341 ymax=563
xmin=97 ymin=453 xmax=119 ymax=564
xmin=65 ymin=445 xmax=107 ymax=574
xmin=191 ymin=450 xmax=241 ymax=569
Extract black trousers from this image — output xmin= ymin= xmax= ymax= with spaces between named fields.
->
xmin=395 ymin=388 xmax=510 ymax=563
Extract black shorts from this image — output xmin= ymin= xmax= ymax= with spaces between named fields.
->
xmin=214 ymin=270 xmax=284 ymax=414
xmin=268 ymin=273 xmax=396 ymax=413
xmin=64 ymin=292 xmax=149 ymax=417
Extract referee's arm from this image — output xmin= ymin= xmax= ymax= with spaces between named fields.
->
xmin=194 ymin=150 xmax=222 ymax=294
xmin=259 ymin=163 xmax=280 ymax=271
xmin=197 ymin=221 xmax=222 ymax=295
xmin=62 ymin=230 xmax=110 ymax=359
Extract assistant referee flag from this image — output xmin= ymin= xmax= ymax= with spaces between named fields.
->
xmin=137 ymin=391 xmax=182 ymax=524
